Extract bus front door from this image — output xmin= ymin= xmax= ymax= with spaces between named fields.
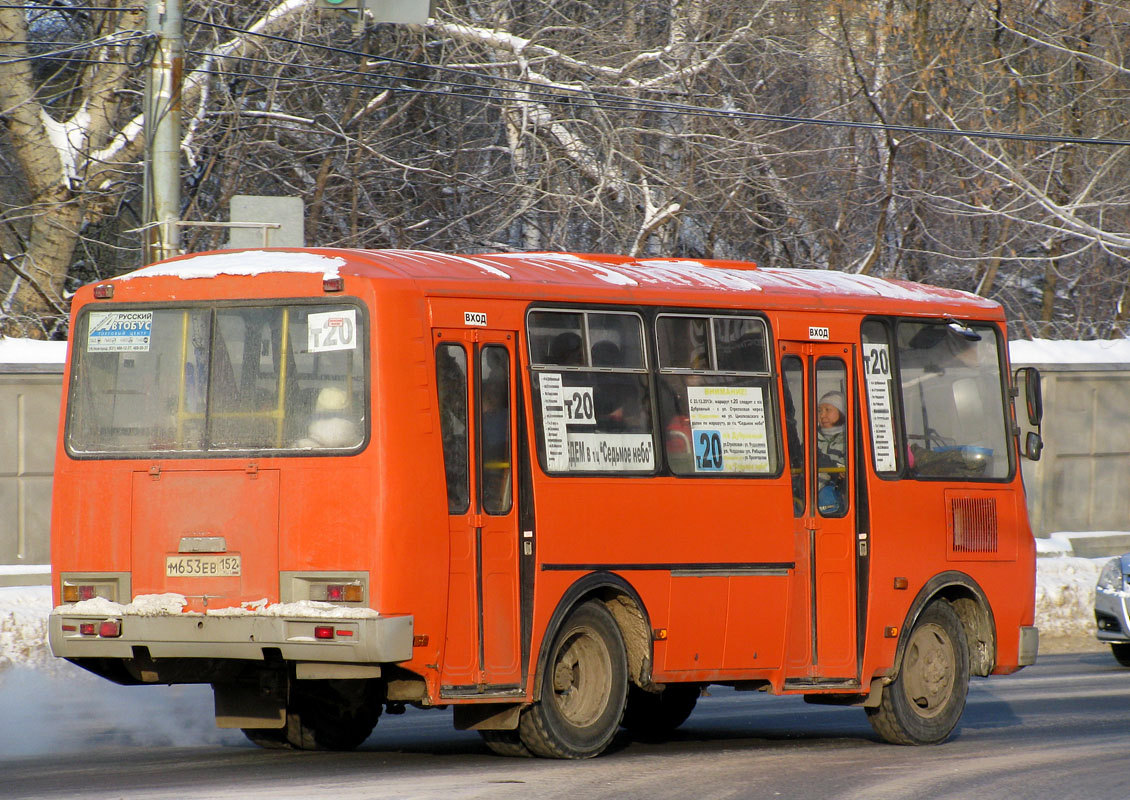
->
xmin=780 ymin=341 xmax=859 ymax=682
xmin=435 ymin=331 xmax=524 ymax=695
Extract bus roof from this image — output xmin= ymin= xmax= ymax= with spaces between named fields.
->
xmin=115 ymin=248 xmax=1002 ymax=319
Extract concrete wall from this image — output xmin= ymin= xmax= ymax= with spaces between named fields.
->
xmin=1017 ymin=362 xmax=1130 ymax=541
xmin=0 ymin=365 xmax=61 ymax=584
xmin=2 ymin=347 xmax=1126 ymax=583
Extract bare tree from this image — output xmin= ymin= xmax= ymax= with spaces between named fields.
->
xmin=3 ymin=0 xmax=1130 ymax=340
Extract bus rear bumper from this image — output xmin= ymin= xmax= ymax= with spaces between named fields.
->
xmin=48 ymin=607 xmax=414 ymax=664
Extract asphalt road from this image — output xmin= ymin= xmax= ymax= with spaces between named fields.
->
xmin=3 ymin=651 xmax=1129 ymax=799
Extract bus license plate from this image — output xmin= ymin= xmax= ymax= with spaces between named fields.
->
xmin=165 ymin=554 xmax=241 ymax=577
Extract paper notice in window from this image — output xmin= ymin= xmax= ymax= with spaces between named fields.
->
xmin=539 ymin=373 xmax=569 ymax=471
xmin=687 ymin=385 xmax=771 ymax=472
xmin=863 ymin=342 xmax=897 ymax=472
xmin=87 ymin=311 xmax=153 ymax=352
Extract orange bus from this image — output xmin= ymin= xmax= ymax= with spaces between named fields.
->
xmin=48 ymin=248 xmax=1042 ymax=756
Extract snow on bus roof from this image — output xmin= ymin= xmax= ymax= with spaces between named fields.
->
xmin=440 ymin=251 xmax=998 ymax=306
xmin=118 ymin=250 xmax=346 ymax=281
xmin=109 ymin=248 xmax=995 ymax=310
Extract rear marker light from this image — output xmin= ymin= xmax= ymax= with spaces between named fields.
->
xmin=98 ymin=620 xmax=122 ymax=638
xmin=314 ymin=583 xmax=363 ymax=603
xmin=323 ymin=276 xmax=344 ymax=293
xmin=63 ymin=583 xmax=113 ymax=603
xmin=93 ymin=284 xmax=114 ymax=299
xmin=314 ymin=626 xmax=335 ymax=640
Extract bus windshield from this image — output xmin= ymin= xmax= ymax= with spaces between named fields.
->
xmin=896 ymin=320 xmax=1010 ymax=479
xmin=66 ymin=302 xmax=366 ymax=455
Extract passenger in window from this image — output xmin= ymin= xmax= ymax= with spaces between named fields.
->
xmin=548 ymin=332 xmax=584 ymax=366
xmin=295 ymin=386 xmax=359 ymax=448
xmin=591 ymin=342 xmax=640 ymax=431
xmin=817 ymin=391 xmax=846 ymax=513
xmin=663 ymin=353 xmax=706 ymax=468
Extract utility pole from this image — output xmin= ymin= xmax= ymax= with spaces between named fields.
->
xmin=143 ymin=0 xmax=183 ymax=263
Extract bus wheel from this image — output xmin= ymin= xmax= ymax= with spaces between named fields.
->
xmin=284 ymin=679 xmax=383 ymax=751
xmin=867 ymin=599 xmax=969 ymax=745
xmin=1111 ymin=643 xmax=1130 ymax=667
xmin=480 ymin=729 xmax=534 ymax=757
xmin=519 ymin=600 xmax=628 ymax=758
xmin=621 ymin=683 xmax=699 ymax=740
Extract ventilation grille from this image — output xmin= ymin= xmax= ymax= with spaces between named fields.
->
xmin=950 ymin=496 xmax=999 ymax=553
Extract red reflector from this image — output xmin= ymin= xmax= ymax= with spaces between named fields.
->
xmin=313 ymin=625 xmax=335 ymax=640
xmin=322 ymin=276 xmax=344 ymax=293
xmin=79 ymin=623 xmax=96 ymax=636
xmin=62 ymin=624 xmax=77 ymax=632
xmin=93 ymin=284 xmax=114 ymax=299
xmin=336 ymin=629 xmax=354 ymax=637
xmin=98 ymin=620 xmax=122 ymax=638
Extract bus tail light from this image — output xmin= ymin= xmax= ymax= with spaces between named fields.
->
xmin=79 ymin=623 xmax=96 ymax=636
xmin=62 ymin=579 xmax=118 ymax=604
xmin=98 ymin=620 xmax=122 ymax=638
xmin=314 ymin=626 xmax=335 ymax=640
xmin=309 ymin=582 xmax=363 ymax=603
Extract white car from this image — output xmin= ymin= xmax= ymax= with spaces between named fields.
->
xmin=1095 ymin=554 xmax=1130 ymax=665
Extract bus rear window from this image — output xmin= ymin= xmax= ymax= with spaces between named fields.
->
xmin=66 ymin=303 xmax=366 ymax=456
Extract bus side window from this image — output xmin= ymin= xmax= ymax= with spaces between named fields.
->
xmin=480 ymin=346 xmax=512 ymax=515
xmin=656 ymin=314 xmax=776 ymax=476
xmin=781 ymin=356 xmax=805 ymax=515
xmin=436 ymin=344 xmax=470 ymax=513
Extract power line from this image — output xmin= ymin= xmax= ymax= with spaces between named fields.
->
xmin=0 ymin=30 xmax=149 ymax=65
xmin=184 ymin=15 xmax=1130 ymax=148
xmin=0 ymin=4 xmax=123 ymax=9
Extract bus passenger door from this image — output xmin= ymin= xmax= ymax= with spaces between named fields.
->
xmin=435 ymin=330 xmax=523 ymax=694
xmin=780 ymin=341 xmax=858 ymax=682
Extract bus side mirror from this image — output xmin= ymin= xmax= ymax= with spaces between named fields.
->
xmin=1014 ymin=367 xmax=1043 ymax=462
xmin=1020 ymin=367 xmax=1042 ymax=426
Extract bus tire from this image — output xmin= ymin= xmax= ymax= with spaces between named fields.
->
xmin=1111 ymin=643 xmax=1130 ymax=667
xmin=283 ymin=679 xmax=383 ymax=751
xmin=867 ymin=599 xmax=969 ymax=745
xmin=519 ymin=600 xmax=628 ymax=759
xmin=480 ymin=729 xmax=534 ymax=757
xmin=621 ymin=683 xmax=699 ymax=740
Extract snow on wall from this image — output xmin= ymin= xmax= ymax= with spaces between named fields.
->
xmin=0 ymin=337 xmax=66 ymax=365
xmin=1010 ymin=338 xmax=1130 ymax=365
